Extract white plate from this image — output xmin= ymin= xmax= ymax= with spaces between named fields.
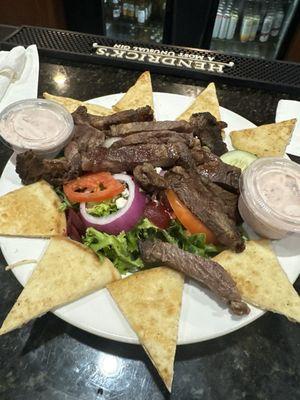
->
xmin=0 ymin=92 xmax=300 ymax=345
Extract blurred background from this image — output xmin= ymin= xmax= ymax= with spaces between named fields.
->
xmin=0 ymin=0 xmax=299 ymax=61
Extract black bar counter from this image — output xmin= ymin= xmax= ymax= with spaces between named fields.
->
xmin=0 ymin=26 xmax=299 ymax=400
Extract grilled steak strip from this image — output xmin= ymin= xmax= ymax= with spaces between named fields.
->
xmin=64 ymin=110 xmax=108 ymax=178
xmin=82 ymin=142 xmax=191 ymax=173
xmin=164 ymin=167 xmax=244 ymax=252
xmin=64 ymin=123 xmax=106 ymax=166
xmin=64 ymin=140 xmax=82 ymax=177
xmin=72 ymin=105 xmax=154 ymax=131
xmin=16 ymin=150 xmax=77 ymax=186
xmin=192 ymin=146 xmax=241 ymax=193
xmin=171 ymin=166 xmax=239 ymax=223
xmin=202 ymin=177 xmax=240 ymax=223
xmin=66 ymin=105 xmax=156 ymax=179
xmin=133 ymin=163 xmax=167 ymax=193
xmin=139 ymin=240 xmax=250 ymax=316
xmin=110 ymin=130 xmax=194 ymax=149
xmin=16 ymin=139 xmax=191 ymax=185
xmin=72 ymin=106 xmax=90 ymax=125
xmin=109 ymin=120 xmax=192 ymax=137
xmin=90 ymin=106 xmax=154 ymax=130
xmin=72 ymin=123 xmax=106 ymax=149
xmin=190 ymin=112 xmax=227 ymax=156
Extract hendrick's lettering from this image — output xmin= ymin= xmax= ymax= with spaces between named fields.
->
xmin=92 ymin=43 xmax=235 ymax=74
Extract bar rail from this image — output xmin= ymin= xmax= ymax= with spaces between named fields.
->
xmin=1 ymin=25 xmax=300 ymax=94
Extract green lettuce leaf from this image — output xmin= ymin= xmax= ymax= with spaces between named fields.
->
xmin=86 ymin=200 xmax=118 ymax=217
xmin=84 ymin=228 xmax=143 ymax=274
xmin=83 ymin=218 xmax=220 ymax=275
xmin=55 ymin=187 xmax=75 ymax=212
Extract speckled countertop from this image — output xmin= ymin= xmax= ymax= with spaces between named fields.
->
xmin=0 ymin=32 xmax=300 ymax=400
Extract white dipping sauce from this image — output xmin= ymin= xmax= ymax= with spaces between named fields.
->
xmin=0 ymin=107 xmax=68 ymax=149
xmin=0 ymin=99 xmax=74 ymax=157
xmin=258 ymin=170 xmax=300 ymax=218
xmin=239 ymin=157 xmax=300 ymax=239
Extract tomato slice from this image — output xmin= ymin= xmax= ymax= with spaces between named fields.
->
xmin=166 ymin=189 xmax=217 ymax=244
xmin=63 ymin=172 xmax=124 ymax=203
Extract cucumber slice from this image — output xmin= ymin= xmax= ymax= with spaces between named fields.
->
xmin=220 ymin=150 xmax=257 ymax=171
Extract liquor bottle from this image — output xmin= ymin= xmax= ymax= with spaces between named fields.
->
xmin=144 ymin=0 xmax=149 ymax=21
xmin=240 ymin=0 xmax=253 ymax=43
xmin=123 ymin=0 xmax=129 ymax=18
xmin=257 ymin=0 xmax=268 ymax=33
xmin=145 ymin=0 xmax=152 ymax=21
xmin=226 ymin=1 xmax=239 ymax=40
xmin=259 ymin=2 xmax=275 ymax=42
xmin=137 ymin=0 xmax=147 ymax=24
xmin=112 ymin=0 xmax=121 ymax=19
xmin=249 ymin=0 xmax=261 ymax=41
xmin=127 ymin=0 xmax=135 ymax=19
xmin=270 ymin=0 xmax=285 ymax=37
xmin=212 ymin=1 xmax=225 ymax=39
xmin=218 ymin=2 xmax=231 ymax=40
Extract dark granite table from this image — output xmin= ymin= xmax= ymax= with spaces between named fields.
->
xmin=0 ymin=48 xmax=300 ymax=400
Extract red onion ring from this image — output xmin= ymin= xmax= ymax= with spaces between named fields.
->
xmin=80 ymin=173 xmax=146 ymax=235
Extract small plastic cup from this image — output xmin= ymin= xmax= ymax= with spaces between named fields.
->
xmin=239 ymin=157 xmax=300 ymax=239
xmin=0 ymin=98 xmax=74 ymax=158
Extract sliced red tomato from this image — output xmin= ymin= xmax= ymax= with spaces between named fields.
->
xmin=63 ymin=172 xmax=124 ymax=203
xmin=166 ymin=189 xmax=217 ymax=244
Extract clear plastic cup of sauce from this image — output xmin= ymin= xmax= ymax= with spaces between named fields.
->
xmin=239 ymin=157 xmax=300 ymax=239
xmin=0 ymin=98 xmax=74 ymax=158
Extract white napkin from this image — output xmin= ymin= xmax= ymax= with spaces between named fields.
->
xmin=0 ymin=45 xmax=39 ymax=113
xmin=276 ymin=99 xmax=300 ymax=156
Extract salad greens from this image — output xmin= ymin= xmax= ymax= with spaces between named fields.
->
xmin=83 ymin=218 xmax=220 ymax=275
xmin=55 ymin=187 xmax=74 ymax=212
xmin=56 ymin=188 xmax=119 ymax=216
xmin=85 ymin=199 xmax=118 ymax=217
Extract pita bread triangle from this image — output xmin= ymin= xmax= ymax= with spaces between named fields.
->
xmin=213 ymin=240 xmax=300 ymax=322
xmin=0 ymin=181 xmax=66 ymax=237
xmin=107 ymin=267 xmax=184 ymax=391
xmin=43 ymin=92 xmax=113 ymax=116
xmin=230 ymin=119 xmax=296 ymax=157
xmin=177 ymin=82 xmax=221 ymax=121
xmin=0 ymin=236 xmax=120 ymax=335
xmin=113 ymin=71 xmax=154 ymax=111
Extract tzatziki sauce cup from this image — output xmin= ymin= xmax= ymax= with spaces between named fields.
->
xmin=0 ymin=98 xmax=74 ymax=158
xmin=238 ymin=157 xmax=300 ymax=240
